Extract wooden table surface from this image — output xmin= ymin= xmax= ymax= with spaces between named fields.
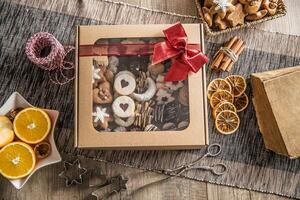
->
xmin=0 ymin=0 xmax=299 ymax=199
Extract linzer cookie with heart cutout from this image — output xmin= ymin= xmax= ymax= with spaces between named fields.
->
xmin=112 ymin=96 xmax=135 ymax=118
xmin=114 ymin=71 xmax=136 ymax=95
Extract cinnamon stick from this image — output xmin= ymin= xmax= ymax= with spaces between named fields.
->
xmin=220 ymin=39 xmax=244 ymax=71
xmin=225 ymin=43 xmax=246 ymax=72
xmin=211 ymin=36 xmax=238 ymax=69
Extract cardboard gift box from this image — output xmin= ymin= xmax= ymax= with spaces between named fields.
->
xmin=75 ymin=24 xmax=209 ymax=149
xmin=251 ymin=66 xmax=300 ymax=158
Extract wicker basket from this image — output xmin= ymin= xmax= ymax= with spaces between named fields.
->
xmin=195 ymin=0 xmax=287 ymax=36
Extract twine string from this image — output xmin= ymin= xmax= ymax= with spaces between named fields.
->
xmin=216 ymin=46 xmax=239 ymax=63
xmin=25 ymin=32 xmax=75 ymax=85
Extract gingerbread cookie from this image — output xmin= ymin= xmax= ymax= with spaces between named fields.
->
xmin=104 ymin=69 xmax=114 ymax=83
xmin=92 ymin=106 xmax=111 ymax=129
xmin=112 ymin=96 xmax=135 ymax=118
xmin=114 ymin=71 xmax=136 ymax=96
xmin=215 ymin=15 xmax=230 ymax=30
xmin=93 ymin=81 xmax=113 ymax=104
xmin=246 ymin=9 xmax=268 ymax=20
xmin=204 ymin=0 xmax=214 ymax=7
xmin=178 ymin=85 xmax=189 ymax=106
xmin=238 ymin=0 xmax=247 ymax=4
xmin=226 ymin=3 xmax=247 ymax=27
xmin=210 ymin=0 xmax=236 ymax=19
xmin=148 ymin=63 xmax=165 ymax=78
xmin=262 ymin=0 xmax=278 ymax=16
xmin=244 ymin=0 xmax=262 ymax=14
xmin=202 ymin=7 xmax=213 ymax=27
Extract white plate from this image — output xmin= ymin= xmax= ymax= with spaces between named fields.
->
xmin=0 ymin=92 xmax=62 ymax=189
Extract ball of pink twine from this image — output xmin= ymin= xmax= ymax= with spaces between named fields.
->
xmin=25 ymin=32 xmax=74 ymax=84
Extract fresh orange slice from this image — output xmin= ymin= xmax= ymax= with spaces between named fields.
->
xmin=0 ymin=116 xmax=14 ymax=148
xmin=210 ymin=90 xmax=234 ymax=108
xmin=215 ymin=110 xmax=240 ymax=135
xmin=225 ymin=75 xmax=247 ymax=97
xmin=0 ymin=142 xmax=36 ymax=179
xmin=13 ymin=108 xmax=51 ymax=144
xmin=207 ymin=78 xmax=232 ymax=99
xmin=213 ymin=102 xmax=237 ymax=119
xmin=233 ymin=93 xmax=249 ymax=112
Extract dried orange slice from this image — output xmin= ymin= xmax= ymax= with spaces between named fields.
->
xmin=210 ymin=90 xmax=234 ymax=108
xmin=13 ymin=108 xmax=51 ymax=144
xmin=0 ymin=142 xmax=36 ymax=179
xmin=213 ymin=102 xmax=237 ymax=119
xmin=207 ymin=78 xmax=232 ymax=99
xmin=215 ymin=110 xmax=240 ymax=135
xmin=233 ymin=93 xmax=249 ymax=112
xmin=225 ymin=75 xmax=246 ymax=97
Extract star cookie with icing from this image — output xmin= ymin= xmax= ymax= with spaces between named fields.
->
xmin=92 ymin=106 xmax=111 ymax=129
xmin=210 ymin=0 xmax=236 ymax=19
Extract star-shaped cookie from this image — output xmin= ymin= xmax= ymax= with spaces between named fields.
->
xmin=226 ymin=3 xmax=247 ymax=27
xmin=92 ymin=106 xmax=110 ymax=129
xmin=210 ymin=0 xmax=236 ymax=19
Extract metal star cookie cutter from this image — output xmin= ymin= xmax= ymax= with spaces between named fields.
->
xmin=90 ymin=174 xmax=128 ymax=200
xmin=59 ymin=159 xmax=88 ymax=187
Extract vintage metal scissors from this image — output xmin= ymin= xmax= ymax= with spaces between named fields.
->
xmin=163 ymin=143 xmax=227 ymax=177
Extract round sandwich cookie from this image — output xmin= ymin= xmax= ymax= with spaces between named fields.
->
xmin=112 ymin=96 xmax=135 ymax=118
xmin=114 ymin=114 xmax=135 ymax=127
xmin=115 ymin=70 xmax=135 ymax=79
xmin=114 ymin=71 xmax=136 ymax=95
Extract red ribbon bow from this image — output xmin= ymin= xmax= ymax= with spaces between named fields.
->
xmin=152 ymin=22 xmax=209 ymax=82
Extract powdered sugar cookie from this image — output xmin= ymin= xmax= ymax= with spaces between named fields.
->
xmin=112 ymin=96 xmax=135 ymax=118
xmin=114 ymin=71 xmax=136 ymax=95
xmin=131 ymin=77 xmax=156 ymax=102
xmin=108 ymin=56 xmax=119 ymax=74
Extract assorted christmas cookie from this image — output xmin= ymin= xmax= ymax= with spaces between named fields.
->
xmin=112 ymin=96 xmax=135 ymax=118
xmin=114 ymin=71 xmax=136 ymax=96
xmin=92 ymin=106 xmax=111 ymax=129
xmin=131 ymin=77 xmax=156 ymax=102
xmin=91 ymin=41 xmax=191 ymax=132
xmin=93 ymin=82 xmax=113 ymax=104
xmin=210 ymin=0 xmax=236 ymax=19
xmin=114 ymin=115 xmax=135 ymax=127
xmin=202 ymin=0 xmax=280 ymax=31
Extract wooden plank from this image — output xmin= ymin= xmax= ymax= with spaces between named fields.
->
xmin=0 ymin=153 xmax=208 ymax=200
xmin=119 ymin=0 xmax=198 ymax=16
xmin=207 ymin=184 xmax=251 ymax=200
xmin=250 ymin=191 xmax=294 ymax=200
